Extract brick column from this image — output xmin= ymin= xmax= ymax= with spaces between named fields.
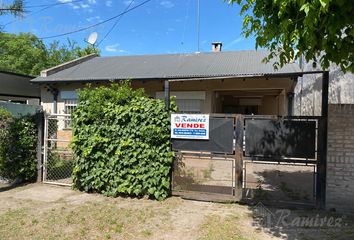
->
xmin=326 ymin=104 xmax=354 ymax=212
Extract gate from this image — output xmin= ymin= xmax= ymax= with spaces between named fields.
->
xmin=43 ymin=114 xmax=74 ymax=185
xmin=171 ymin=114 xmax=324 ymax=205
xmin=171 ymin=114 xmax=243 ymax=201
xmin=242 ymin=115 xmax=323 ymax=206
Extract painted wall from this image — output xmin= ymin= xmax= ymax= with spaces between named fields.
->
xmin=294 ymin=63 xmax=354 ymax=116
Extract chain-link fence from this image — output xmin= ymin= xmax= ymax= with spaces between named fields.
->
xmin=43 ymin=114 xmax=74 ymax=185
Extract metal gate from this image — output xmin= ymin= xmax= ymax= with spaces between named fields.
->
xmin=171 ymin=114 xmax=324 ymax=205
xmin=242 ymin=115 xmax=323 ymax=206
xmin=171 ymin=114 xmax=243 ymax=201
xmin=43 ymin=114 xmax=74 ymax=185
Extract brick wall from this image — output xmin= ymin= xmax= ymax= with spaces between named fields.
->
xmin=326 ymin=104 xmax=354 ymax=212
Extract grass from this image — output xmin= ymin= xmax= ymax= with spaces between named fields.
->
xmin=0 ymin=200 xmax=173 ymax=240
xmin=198 ymin=214 xmax=256 ymax=240
xmin=2 ymin=184 xmax=354 ymax=240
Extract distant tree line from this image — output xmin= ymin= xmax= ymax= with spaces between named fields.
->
xmin=0 ymin=32 xmax=99 ymax=76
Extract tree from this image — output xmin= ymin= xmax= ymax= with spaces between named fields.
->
xmin=228 ymin=0 xmax=354 ymax=72
xmin=0 ymin=0 xmax=23 ymax=17
xmin=0 ymin=32 xmax=47 ymax=75
xmin=47 ymin=39 xmax=99 ymax=68
xmin=0 ymin=32 xmax=99 ymax=76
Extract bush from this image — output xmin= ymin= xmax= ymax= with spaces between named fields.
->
xmin=71 ymin=82 xmax=176 ymax=200
xmin=0 ymin=108 xmax=38 ymax=182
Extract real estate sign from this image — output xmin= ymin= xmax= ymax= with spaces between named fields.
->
xmin=171 ymin=114 xmax=209 ymax=140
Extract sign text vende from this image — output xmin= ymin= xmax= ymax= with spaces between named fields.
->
xmin=171 ymin=114 xmax=210 ymax=140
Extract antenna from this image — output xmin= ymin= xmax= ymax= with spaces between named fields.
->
xmin=197 ymin=0 xmax=200 ymax=52
xmin=86 ymin=32 xmax=98 ymax=46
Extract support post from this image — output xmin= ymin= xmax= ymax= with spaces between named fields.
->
xmin=164 ymin=79 xmax=173 ymax=196
xmin=316 ymin=71 xmax=329 ymax=209
xmin=164 ymin=80 xmax=170 ymax=111
xmin=36 ymin=111 xmax=44 ymax=182
xmin=287 ymin=92 xmax=294 ymax=116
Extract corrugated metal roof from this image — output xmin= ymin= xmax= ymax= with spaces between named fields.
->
xmin=31 ymin=50 xmax=301 ymax=83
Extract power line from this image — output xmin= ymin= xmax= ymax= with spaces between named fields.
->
xmin=39 ymin=0 xmax=152 ymax=40
xmin=97 ymin=0 xmax=134 ymax=47
xmin=4 ymin=0 xmax=86 ymax=27
xmin=25 ymin=0 xmax=86 ymax=9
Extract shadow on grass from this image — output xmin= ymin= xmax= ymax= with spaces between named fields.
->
xmin=0 ymin=182 xmax=29 ymax=193
xmin=247 ymin=203 xmax=354 ymax=240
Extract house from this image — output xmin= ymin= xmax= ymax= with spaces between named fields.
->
xmin=0 ymin=70 xmax=40 ymax=105
xmin=31 ymin=44 xmax=302 ymax=116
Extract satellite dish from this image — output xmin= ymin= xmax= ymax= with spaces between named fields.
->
xmin=87 ymin=32 xmax=98 ymax=46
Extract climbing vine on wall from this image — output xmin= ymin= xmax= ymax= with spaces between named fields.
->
xmin=71 ymin=81 xmax=176 ymax=200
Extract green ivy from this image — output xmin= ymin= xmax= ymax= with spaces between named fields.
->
xmin=71 ymin=81 xmax=176 ymax=200
xmin=0 ymin=108 xmax=38 ymax=182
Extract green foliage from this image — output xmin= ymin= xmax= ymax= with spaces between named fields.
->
xmin=0 ymin=0 xmax=23 ymax=17
xmin=0 ymin=108 xmax=38 ymax=182
xmin=71 ymin=82 xmax=176 ymax=200
xmin=0 ymin=32 xmax=47 ymax=76
xmin=0 ymin=32 xmax=99 ymax=76
xmin=46 ymin=39 xmax=99 ymax=68
xmin=228 ymin=0 xmax=354 ymax=72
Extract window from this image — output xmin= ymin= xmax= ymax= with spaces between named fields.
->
xmin=64 ymin=99 xmax=78 ymax=128
xmin=155 ymin=91 xmax=205 ymax=113
xmin=175 ymin=99 xmax=203 ymax=113
xmin=64 ymin=99 xmax=78 ymax=115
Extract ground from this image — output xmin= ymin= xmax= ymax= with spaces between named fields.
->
xmin=0 ymin=183 xmax=353 ymax=240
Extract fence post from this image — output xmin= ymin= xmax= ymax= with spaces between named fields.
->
xmin=164 ymin=80 xmax=170 ymax=111
xmin=316 ymin=71 xmax=329 ymax=209
xmin=36 ymin=111 xmax=44 ymax=182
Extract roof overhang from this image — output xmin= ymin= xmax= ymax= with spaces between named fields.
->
xmin=31 ymin=71 xmax=324 ymax=85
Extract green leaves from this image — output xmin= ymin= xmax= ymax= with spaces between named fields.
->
xmin=71 ymin=82 xmax=175 ymax=201
xmin=0 ymin=108 xmax=38 ymax=182
xmin=0 ymin=32 xmax=99 ymax=76
xmin=300 ymin=3 xmax=310 ymax=16
xmin=0 ymin=0 xmax=24 ymax=17
xmin=228 ymin=0 xmax=354 ymax=72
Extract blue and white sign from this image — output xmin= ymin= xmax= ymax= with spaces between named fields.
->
xmin=171 ymin=114 xmax=209 ymax=140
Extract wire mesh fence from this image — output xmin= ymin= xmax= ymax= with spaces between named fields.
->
xmin=43 ymin=114 xmax=74 ymax=185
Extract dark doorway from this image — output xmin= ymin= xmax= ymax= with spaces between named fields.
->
xmin=221 ymin=95 xmax=260 ymax=114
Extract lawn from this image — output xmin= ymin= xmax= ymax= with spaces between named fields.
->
xmin=0 ymin=183 xmax=353 ymax=240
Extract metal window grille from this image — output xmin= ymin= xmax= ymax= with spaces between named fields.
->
xmin=64 ymin=99 xmax=77 ymax=128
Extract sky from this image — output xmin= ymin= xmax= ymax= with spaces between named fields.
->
xmin=1 ymin=0 xmax=256 ymax=56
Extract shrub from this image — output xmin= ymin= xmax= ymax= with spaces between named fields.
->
xmin=71 ymin=82 xmax=176 ymax=200
xmin=0 ymin=108 xmax=38 ymax=182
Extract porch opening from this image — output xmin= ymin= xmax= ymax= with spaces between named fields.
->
xmin=214 ymin=89 xmax=285 ymax=115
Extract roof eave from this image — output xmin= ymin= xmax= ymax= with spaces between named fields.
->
xmin=31 ymin=71 xmax=313 ymax=84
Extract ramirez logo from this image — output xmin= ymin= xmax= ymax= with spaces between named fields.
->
xmin=174 ymin=116 xmax=181 ymax=123
xmin=252 ymin=202 xmax=346 ymax=231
